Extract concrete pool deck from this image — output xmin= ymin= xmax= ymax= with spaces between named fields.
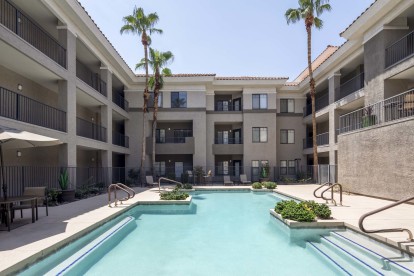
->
xmin=1 ymin=184 xmax=414 ymax=274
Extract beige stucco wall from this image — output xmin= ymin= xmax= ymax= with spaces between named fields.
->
xmin=338 ymin=119 xmax=414 ymax=200
xmin=276 ymin=116 xmax=306 ymax=167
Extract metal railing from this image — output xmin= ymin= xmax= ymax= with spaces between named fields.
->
xmin=0 ymin=86 xmax=66 ymax=131
xmin=0 ymin=0 xmax=67 ymax=68
xmin=303 ymin=93 xmax=329 ymax=117
xmin=359 ymin=195 xmax=414 ymax=241
xmin=76 ymin=60 xmax=107 ymax=96
xmin=214 ymin=104 xmax=242 ymax=111
xmin=303 ymin=132 xmax=329 ymax=149
xmin=107 ymin=183 xmax=135 ymax=207
xmin=113 ymin=91 xmax=129 ymax=111
xmin=335 ymin=73 xmax=364 ymax=101
xmin=339 ymin=89 xmax=414 ymax=134
xmin=158 ymin=177 xmax=182 ymax=193
xmin=156 ymin=136 xmax=192 ymax=144
xmin=113 ymin=131 xmax=129 ymax=148
xmin=385 ymin=30 xmax=414 ymax=68
xmin=313 ymin=182 xmax=332 ymax=199
xmin=214 ymin=137 xmax=243 ymax=144
xmin=321 ymin=183 xmax=343 ymax=206
xmin=76 ymin=117 xmax=107 ymax=142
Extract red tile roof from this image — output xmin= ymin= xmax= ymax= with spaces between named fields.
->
xmin=215 ymin=76 xmax=288 ymax=80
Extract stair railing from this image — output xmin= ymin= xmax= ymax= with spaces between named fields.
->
xmin=157 ymin=177 xmax=183 ymax=193
xmin=313 ymin=182 xmax=332 ymax=203
xmin=321 ymin=183 xmax=343 ymax=206
xmin=359 ymin=195 xmax=414 ymax=241
xmin=108 ymin=183 xmax=133 ymax=207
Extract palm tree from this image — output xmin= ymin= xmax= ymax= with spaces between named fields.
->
xmin=137 ymin=48 xmax=174 ymax=177
xmin=120 ymin=7 xmax=162 ymax=184
xmin=285 ymin=0 xmax=331 ymax=169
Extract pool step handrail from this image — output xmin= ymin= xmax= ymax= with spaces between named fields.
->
xmin=359 ymin=195 xmax=414 ymax=241
xmin=116 ymin=183 xmax=136 ymax=199
xmin=321 ymin=183 xmax=343 ymax=206
xmin=157 ymin=177 xmax=183 ymax=193
xmin=313 ymin=182 xmax=332 ymax=203
xmin=108 ymin=183 xmax=134 ymax=207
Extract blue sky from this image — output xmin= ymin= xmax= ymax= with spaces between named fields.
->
xmin=79 ymin=0 xmax=374 ymax=80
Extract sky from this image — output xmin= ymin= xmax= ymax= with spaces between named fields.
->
xmin=79 ymin=0 xmax=374 ymax=80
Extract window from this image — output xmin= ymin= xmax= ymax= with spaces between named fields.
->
xmin=252 ymin=94 xmax=267 ymax=109
xmin=154 ymin=161 xmax=166 ymax=176
xmin=216 ymin=131 xmax=229 ymax=144
xmin=280 ymin=161 xmax=287 ymax=175
xmin=173 ymin=129 xmax=192 ymax=143
xmin=252 ymin=127 xmax=267 ymax=143
xmin=288 ymin=160 xmax=296 ymax=175
xmin=217 ymin=161 xmax=229 ymax=175
xmin=156 ymin=129 xmax=165 ymax=143
xmin=280 ymin=129 xmax=295 ymax=144
xmin=148 ymin=92 xmax=163 ymax=108
xmin=171 ymin=92 xmax=187 ymax=108
xmin=280 ymin=99 xmax=295 ymax=113
xmin=216 ymin=101 xmax=229 ymax=111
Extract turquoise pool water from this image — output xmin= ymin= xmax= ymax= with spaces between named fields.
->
xmin=22 ymin=191 xmax=342 ymax=275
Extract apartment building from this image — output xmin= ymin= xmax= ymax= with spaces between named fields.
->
xmin=0 ymin=0 xmax=413 ymax=200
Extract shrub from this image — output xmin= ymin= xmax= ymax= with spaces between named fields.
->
xmin=274 ymin=200 xmax=316 ymax=222
xmin=302 ymin=200 xmax=332 ymax=219
xmin=160 ymin=191 xmax=189 ymax=200
xmin=252 ymin=182 xmax=263 ymax=189
xmin=275 ymin=200 xmax=297 ymax=214
xmin=263 ymin=181 xmax=277 ymax=189
xmin=183 ymin=183 xmax=193 ymax=189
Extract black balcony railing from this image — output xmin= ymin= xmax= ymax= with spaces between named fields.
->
xmin=0 ymin=86 xmax=66 ymax=131
xmin=303 ymin=132 xmax=329 ymax=149
xmin=113 ymin=131 xmax=129 ymax=148
xmin=385 ymin=30 xmax=414 ymax=68
xmin=156 ymin=136 xmax=192 ymax=144
xmin=335 ymin=73 xmax=365 ymax=101
xmin=339 ymin=89 xmax=414 ymax=134
xmin=214 ymin=137 xmax=243 ymax=144
xmin=76 ymin=117 xmax=107 ymax=142
xmin=0 ymin=0 xmax=66 ymax=68
xmin=76 ymin=60 xmax=107 ymax=96
xmin=214 ymin=104 xmax=242 ymax=111
xmin=113 ymin=91 xmax=129 ymax=111
xmin=303 ymin=93 xmax=329 ymax=117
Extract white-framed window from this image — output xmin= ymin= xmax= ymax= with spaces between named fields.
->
xmin=171 ymin=91 xmax=187 ymax=108
xmin=280 ymin=160 xmax=287 ymax=175
xmin=280 ymin=99 xmax=295 ymax=113
xmin=252 ymin=127 xmax=268 ymax=143
xmin=288 ymin=160 xmax=296 ymax=175
xmin=154 ymin=161 xmax=166 ymax=176
xmin=281 ymin=129 xmax=295 ymax=144
xmin=252 ymin=94 xmax=268 ymax=109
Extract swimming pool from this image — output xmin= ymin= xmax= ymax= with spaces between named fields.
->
xmin=22 ymin=190 xmax=413 ymax=275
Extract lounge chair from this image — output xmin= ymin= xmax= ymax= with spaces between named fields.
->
xmin=145 ymin=176 xmax=158 ymax=187
xmin=203 ymin=170 xmax=212 ymax=185
xmin=223 ymin=175 xmax=234 ymax=186
xmin=239 ymin=174 xmax=251 ymax=185
xmin=13 ymin=186 xmax=48 ymax=218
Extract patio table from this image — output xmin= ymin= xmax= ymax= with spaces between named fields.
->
xmin=0 ymin=196 xmax=37 ymax=231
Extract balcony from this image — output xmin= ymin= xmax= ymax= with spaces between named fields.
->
xmin=113 ymin=131 xmax=129 ymax=148
xmin=303 ymin=94 xmax=329 ymax=117
xmin=0 ymin=86 xmax=66 ymax=131
xmin=303 ymin=132 xmax=329 ymax=149
xmin=76 ymin=117 xmax=107 ymax=142
xmin=0 ymin=0 xmax=66 ymax=68
xmin=146 ymin=136 xmax=195 ymax=155
xmin=339 ymin=89 xmax=414 ymax=134
xmin=335 ymin=73 xmax=364 ymax=101
xmin=214 ymin=104 xmax=242 ymax=112
xmin=385 ymin=30 xmax=414 ymax=68
xmin=113 ymin=91 xmax=129 ymax=111
xmin=76 ymin=60 xmax=107 ymax=96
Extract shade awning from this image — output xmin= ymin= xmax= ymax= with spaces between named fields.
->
xmin=0 ymin=126 xmax=61 ymax=149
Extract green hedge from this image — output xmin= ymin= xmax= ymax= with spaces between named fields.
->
xmin=252 ymin=182 xmax=263 ymax=189
xmin=263 ymin=181 xmax=277 ymax=189
xmin=274 ymin=200 xmax=332 ymax=222
xmin=160 ymin=191 xmax=189 ymax=200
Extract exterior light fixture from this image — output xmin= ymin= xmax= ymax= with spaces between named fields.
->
xmin=17 ymin=84 xmax=23 ymax=91
xmin=16 ymin=151 xmax=22 ymax=157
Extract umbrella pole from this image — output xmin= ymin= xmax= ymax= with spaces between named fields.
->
xmin=0 ymin=145 xmax=6 ymax=199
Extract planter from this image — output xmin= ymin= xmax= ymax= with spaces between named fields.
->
xmin=61 ymin=189 xmax=75 ymax=202
xmin=362 ymin=115 xmax=376 ymax=127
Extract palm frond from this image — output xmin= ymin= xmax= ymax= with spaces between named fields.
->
xmin=162 ymin=68 xmax=172 ymax=76
xmin=285 ymin=8 xmax=301 ymax=24
xmin=314 ymin=17 xmax=323 ymax=29
xmin=148 ymin=76 xmax=156 ymax=89
xmin=317 ymin=3 xmax=331 ymax=16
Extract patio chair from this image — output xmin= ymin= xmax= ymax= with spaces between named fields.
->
xmin=223 ymin=175 xmax=234 ymax=186
xmin=239 ymin=174 xmax=251 ymax=185
xmin=203 ymin=170 xmax=212 ymax=185
xmin=145 ymin=176 xmax=158 ymax=187
xmin=13 ymin=186 xmax=48 ymax=218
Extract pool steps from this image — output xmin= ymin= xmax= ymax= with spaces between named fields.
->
xmin=307 ymin=229 xmax=414 ymax=275
xmin=44 ymin=216 xmax=136 ymax=276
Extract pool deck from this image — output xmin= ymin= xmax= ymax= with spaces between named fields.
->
xmin=1 ymin=184 xmax=414 ymax=274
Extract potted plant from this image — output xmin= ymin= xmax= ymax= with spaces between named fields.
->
xmin=59 ymin=169 xmax=75 ymax=202
xmin=362 ymin=106 xmax=376 ymax=127
xmin=259 ymin=163 xmax=270 ymax=182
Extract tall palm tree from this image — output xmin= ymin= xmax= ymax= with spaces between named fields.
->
xmin=137 ymin=49 xmax=174 ymax=177
xmin=285 ymin=0 xmax=331 ymax=169
xmin=120 ymin=7 xmax=162 ymax=184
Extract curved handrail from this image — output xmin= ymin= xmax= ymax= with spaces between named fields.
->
xmin=108 ymin=183 xmax=132 ymax=207
xmin=321 ymin=183 xmax=343 ymax=206
xmin=313 ymin=182 xmax=332 ymax=200
xmin=359 ymin=195 xmax=414 ymax=241
xmin=158 ymin=177 xmax=183 ymax=193
xmin=116 ymin=183 xmax=136 ymax=199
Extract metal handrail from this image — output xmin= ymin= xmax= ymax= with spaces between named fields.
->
xmin=359 ymin=195 xmax=414 ymax=241
xmin=116 ymin=183 xmax=135 ymax=199
xmin=108 ymin=183 xmax=132 ymax=207
xmin=321 ymin=183 xmax=343 ymax=206
xmin=313 ymin=182 xmax=332 ymax=200
xmin=158 ymin=177 xmax=183 ymax=193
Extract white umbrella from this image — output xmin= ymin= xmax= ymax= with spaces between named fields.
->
xmin=0 ymin=126 xmax=61 ymax=199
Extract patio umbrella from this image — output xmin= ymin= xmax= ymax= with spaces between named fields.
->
xmin=0 ymin=126 xmax=61 ymax=199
